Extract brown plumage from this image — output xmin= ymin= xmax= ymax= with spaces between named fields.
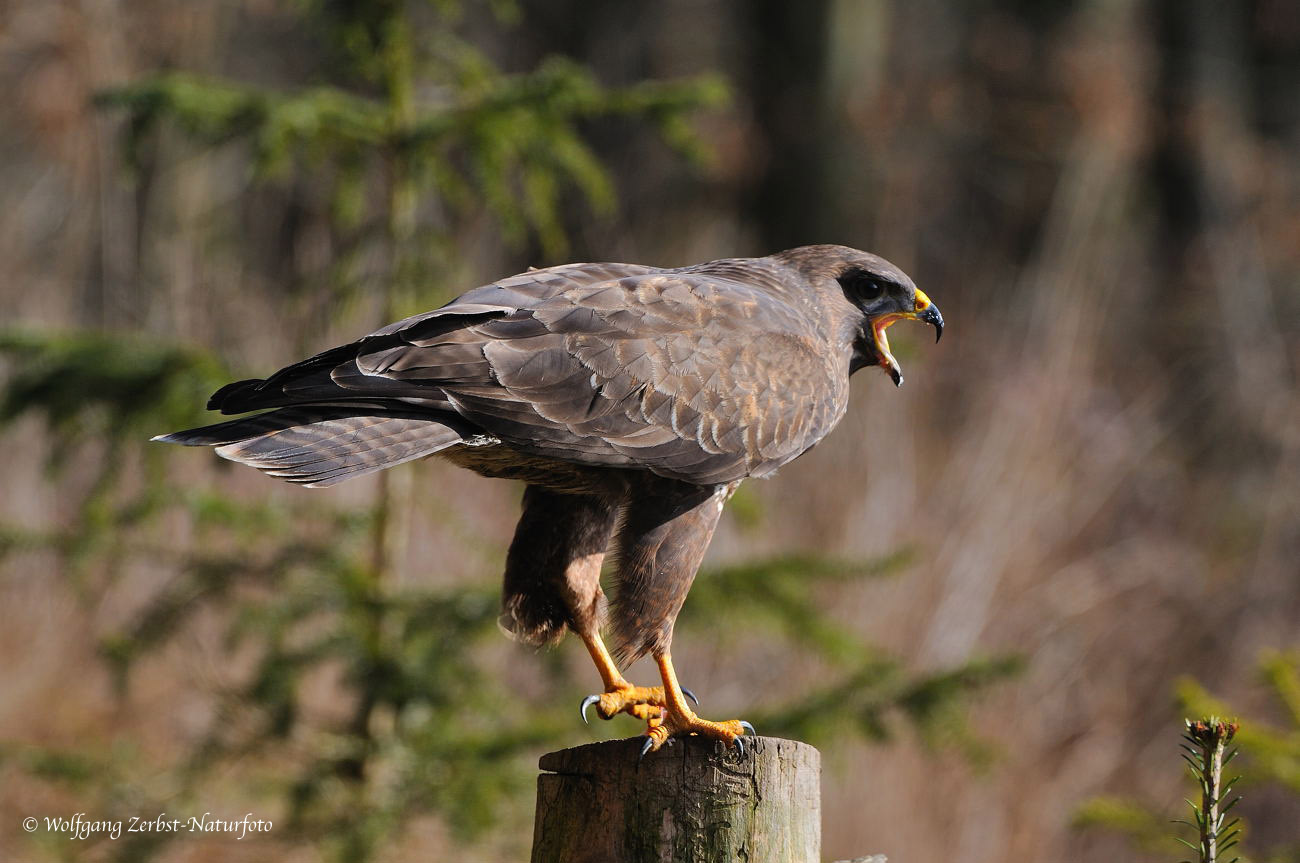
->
xmin=157 ymin=244 xmax=943 ymax=752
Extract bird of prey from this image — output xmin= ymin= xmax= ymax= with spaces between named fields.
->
xmin=156 ymin=244 xmax=942 ymax=755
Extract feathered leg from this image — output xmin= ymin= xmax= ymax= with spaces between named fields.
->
xmin=611 ymin=479 xmax=751 ymax=752
xmin=499 ymin=485 xmax=665 ymax=724
xmin=500 ymin=486 xmax=615 ymax=647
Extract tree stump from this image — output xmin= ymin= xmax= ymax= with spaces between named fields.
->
xmin=530 ymin=736 xmax=820 ymax=863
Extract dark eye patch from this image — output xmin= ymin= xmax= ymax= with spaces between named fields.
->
xmin=837 ymin=269 xmax=888 ymax=302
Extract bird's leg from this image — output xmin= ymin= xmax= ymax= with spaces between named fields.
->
xmin=502 ymin=485 xmax=670 ymax=727
xmin=641 ymin=651 xmax=752 ymax=755
xmin=577 ymin=629 xmax=667 ymax=725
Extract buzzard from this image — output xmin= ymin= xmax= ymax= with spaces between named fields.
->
xmin=156 ymin=245 xmax=942 ymax=755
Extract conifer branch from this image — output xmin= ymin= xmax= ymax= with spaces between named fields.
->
xmin=1178 ymin=718 xmax=1242 ymax=863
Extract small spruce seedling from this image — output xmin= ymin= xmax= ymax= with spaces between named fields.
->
xmin=1176 ymin=717 xmax=1242 ymax=863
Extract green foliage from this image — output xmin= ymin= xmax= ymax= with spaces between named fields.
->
xmin=1074 ymin=795 xmax=1182 ymax=857
xmin=1077 ymin=653 xmax=1300 ymax=863
xmin=0 ymin=329 xmax=232 ymax=586
xmin=93 ymin=0 xmax=725 ymax=343
xmin=0 ymin=329 xmax=228 ymax=454
xmin=682 ymin=550 xmax=916 ymax=662
xmin=753 ymin=653 xmax=1022 ymax=764
xmin=95 ymin=48 xmax=724 ymax=259
xmin=1179 ymin=653 xmax=1300 ymax=794
xmin=685 ymin=551 xmax=1022 ymax=761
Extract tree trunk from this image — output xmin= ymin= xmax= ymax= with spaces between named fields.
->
xmin=530 ymin=736 xmax=820 ymax=863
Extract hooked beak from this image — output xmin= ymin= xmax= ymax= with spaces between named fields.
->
xmin=870 ymin=288 xmax=944 ymax=387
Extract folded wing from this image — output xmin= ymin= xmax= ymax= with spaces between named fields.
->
xmin=169 ymin=260 xmax=848 ymax=486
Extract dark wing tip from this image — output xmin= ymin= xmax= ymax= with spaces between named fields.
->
xmin=206 ymin=378 xmax=264 ymax=412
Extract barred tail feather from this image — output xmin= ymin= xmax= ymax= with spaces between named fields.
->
xmin=153 ymin=409 xmax=469 ymax=487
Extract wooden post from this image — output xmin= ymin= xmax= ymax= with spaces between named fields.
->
xmin=530 ymin=736 xmax=820 ymax=863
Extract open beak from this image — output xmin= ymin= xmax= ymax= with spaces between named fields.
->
xmin=870 ymin=288 xmax=944 ymax=387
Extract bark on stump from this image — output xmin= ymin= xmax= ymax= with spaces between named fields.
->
xmin=531 ymin=736 xmax=820 ymax=863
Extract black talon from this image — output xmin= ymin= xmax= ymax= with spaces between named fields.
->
xmin=682 ymin=687 xmax=700 ymax=706
xmin=639 ymin=737 xmax=654 ymax=762
xmin=739 ymin=720 xmax=756 ymax=736
xmin=580 ymin=694 xmax=601 ymax=725
xmin=734 ymin=736 xmax=745 ymax=757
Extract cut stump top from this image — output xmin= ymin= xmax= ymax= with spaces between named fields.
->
xmin=532 ymin=736 xmax=821 ymax=863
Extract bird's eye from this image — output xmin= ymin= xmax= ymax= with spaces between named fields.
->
xmin=839 ymin=270 xmax=885 ymax=302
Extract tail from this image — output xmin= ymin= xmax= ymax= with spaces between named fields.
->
xmin=153 ymin=408 xmax=479 ymax=487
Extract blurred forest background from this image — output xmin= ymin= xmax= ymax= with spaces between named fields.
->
xmin=1 ymin=1 xmax=1298 ymax=861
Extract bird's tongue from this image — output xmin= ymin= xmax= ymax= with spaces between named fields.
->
xmin=872 ymin=315 xmax=904 ymax=387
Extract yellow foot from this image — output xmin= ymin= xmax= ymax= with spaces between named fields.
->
xmin=580 ymin=685 xmax=700 ymax=724
xmin=639 ymin=709 xmax=755 ymax=759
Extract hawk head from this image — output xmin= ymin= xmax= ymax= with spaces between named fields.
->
xmin=779 ymin=245 xmax=943 ymax=386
